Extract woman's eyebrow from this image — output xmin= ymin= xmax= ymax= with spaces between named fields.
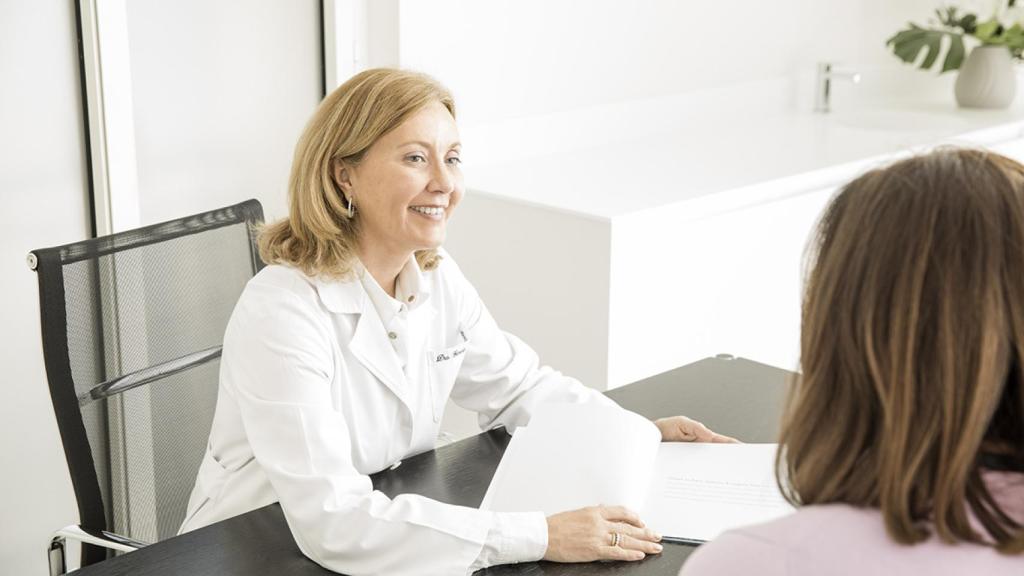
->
xmin=397 ymin=140 xmax=462 ymax=150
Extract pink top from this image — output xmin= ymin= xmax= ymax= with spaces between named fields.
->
xmin=680 ymin=471 xmax=1024 ymax=576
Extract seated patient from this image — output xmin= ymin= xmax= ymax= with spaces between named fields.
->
xmin=682 ymin=148 xmax=1024 ymax=575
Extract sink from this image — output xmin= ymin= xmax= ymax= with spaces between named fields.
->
xmin=830 ymin=108 xmax=973 ymax=133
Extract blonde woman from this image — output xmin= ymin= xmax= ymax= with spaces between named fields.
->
xmin=682 ymin=148 xmax=1024 ymax=575
xmin=179 ymin=68 xmax=732 ymax=575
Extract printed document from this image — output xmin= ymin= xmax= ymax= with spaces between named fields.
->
xmin=480 ymin=402 xmax=795 ymax=542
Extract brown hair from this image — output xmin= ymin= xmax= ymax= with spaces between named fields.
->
xmin=259 ymin=68 xmax=455 ymax=278
xmin=779 ymin=148 xmax=1024 ymax=553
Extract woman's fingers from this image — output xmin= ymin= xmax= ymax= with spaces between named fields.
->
xmin=684 ymin=421 xmax=741 ymax=443
xmin=617 ymin=533 xmax=663 ymax=555
xmin=601 ymin=545 xmax=646 ymax=561
xmin=600 ymin=505 xmax=645 ymax=527
xmin=656 ymin=415 xmax=739 ymax=443
xmin=690 ymin=420 xmax=716 ymax=441
xmin=609 ymin=521 xmax=661 ymax=543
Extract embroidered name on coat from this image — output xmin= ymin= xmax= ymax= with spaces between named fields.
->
xmin=435 ymin=347 xmax=466 ymax=363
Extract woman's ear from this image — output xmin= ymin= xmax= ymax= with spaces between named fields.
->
xmin=333 ymin=160 xmax=353 ymax=197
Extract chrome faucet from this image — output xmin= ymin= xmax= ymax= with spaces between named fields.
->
xmin=815 ymin=62 xmax=861 ymax=113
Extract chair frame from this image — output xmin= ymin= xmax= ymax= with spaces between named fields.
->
xmin=29 ymin=200 xmax=265 ymax=575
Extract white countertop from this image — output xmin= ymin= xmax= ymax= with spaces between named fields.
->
xmin=462 ymin=76 xmax=1024 ymax=220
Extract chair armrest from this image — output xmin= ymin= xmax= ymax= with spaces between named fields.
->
xmin=49 ymin=524 xmax=148 ymax=576
xmin=53 ymin=523 xmax=147 ymax=552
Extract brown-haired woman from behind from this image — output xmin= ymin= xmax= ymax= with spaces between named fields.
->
xmin=681 ymin=148 xmax=1024 ymax=575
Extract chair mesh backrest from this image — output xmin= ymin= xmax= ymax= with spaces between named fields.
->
xmin=33 ymin=200 xmax=264 ymax=554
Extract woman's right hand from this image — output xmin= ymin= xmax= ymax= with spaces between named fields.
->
xmin=543 ymin=505 xmax=663 ymax=563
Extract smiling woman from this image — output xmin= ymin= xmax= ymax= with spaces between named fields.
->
xmin=177 ymin=68 xmax=728 ymax=576
xmin=258 ymin=69 xmax=459 ymax=281
xmin=332 ymin=100 xmax=464 ymax=292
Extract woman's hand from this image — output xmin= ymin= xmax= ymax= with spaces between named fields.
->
xmin=543 ymin=505 xmax=662 ymax=563
xmin=654 ymin=415 xmax=739 ymax=443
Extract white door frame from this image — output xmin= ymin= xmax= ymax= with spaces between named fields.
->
xmin=77 ymin=0 xmax=140 ymax=236
xmin=321 ymin=0 xmax=399 ymax=92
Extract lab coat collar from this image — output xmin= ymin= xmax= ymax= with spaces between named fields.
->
xmin=312 ymin=257 xmax=431 ymax=316
xmin=312 ymin=273 xmax=365 ymax=315
xmin=307 ymin=270 xmax=411 ymax=407
xmin=308 ymin=260 xmax=435 ymax=415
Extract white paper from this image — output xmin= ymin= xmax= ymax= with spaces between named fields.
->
xmin=641 ymin=443 xmax=795 ymax=542
xmin=480 ymin=404 xmax=795 ymax=542
xmin=480 ymin=402 xmax=661 ymax=514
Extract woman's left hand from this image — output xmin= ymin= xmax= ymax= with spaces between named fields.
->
xmin=654 ymin=416 xmax=739 ymax=443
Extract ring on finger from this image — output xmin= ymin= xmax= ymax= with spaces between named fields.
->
xmin=610 ymin=532 xmax=622 ymax=547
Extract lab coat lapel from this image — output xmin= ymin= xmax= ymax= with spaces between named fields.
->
xmin=350 ymin=310 xmax=411 ymax=409
xmin=314 ymin=276 xmax=411 ymax=411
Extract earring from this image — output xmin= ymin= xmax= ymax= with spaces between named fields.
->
xmin=346 ymin=195 xmax=355 ymax=217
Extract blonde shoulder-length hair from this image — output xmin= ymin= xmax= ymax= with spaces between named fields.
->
xmin=781 ymin=148 xmax=1024 ymax=553
xmin=259 ymin=68 xmax=455 ymax=278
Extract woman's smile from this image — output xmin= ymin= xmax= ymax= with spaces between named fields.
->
xmin=409 ymin=205 xmax=447 ymax=220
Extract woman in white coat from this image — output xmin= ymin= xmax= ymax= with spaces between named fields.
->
xmin=180 ymin=68 xmax=733 ymax=575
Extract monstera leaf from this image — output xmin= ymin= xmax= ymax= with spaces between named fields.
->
xmin=887 ymin=25 xmax=966 ymax=73
xmin=977 ymin=21 xmax=1024 ymax=58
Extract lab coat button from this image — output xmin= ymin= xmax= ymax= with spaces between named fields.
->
xmin=407 ymin=295 xmax=415 ymax=303
xmin=388 ymin=331 xmax=398 ymax=340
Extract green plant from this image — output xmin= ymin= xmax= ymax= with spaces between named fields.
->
xmin=888 ymin=2 xmax=1024 ymax=73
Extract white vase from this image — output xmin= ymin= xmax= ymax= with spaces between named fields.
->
xmin=954 ymin=45 xmax=1016 ymax=109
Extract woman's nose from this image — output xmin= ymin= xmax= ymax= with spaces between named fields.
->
xmin=430 ymin=163 xmax=454 ymax=194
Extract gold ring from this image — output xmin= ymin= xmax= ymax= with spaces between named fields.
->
xmin=611 ymin=532 xmax=621 ymax=547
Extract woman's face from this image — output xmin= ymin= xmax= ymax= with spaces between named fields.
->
xmin=340 ymin=101 xmax=464 ymax=261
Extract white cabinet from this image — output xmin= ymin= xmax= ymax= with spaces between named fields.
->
xmin=446 ymin=181 xmax=840 ymax=397
xmin=608 ymin=183 xmax=841 ymax=385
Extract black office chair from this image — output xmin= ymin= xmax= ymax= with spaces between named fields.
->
xmin=28 ymin=200 xmax=265 ymax=575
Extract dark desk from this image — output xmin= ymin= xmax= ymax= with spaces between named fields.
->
xmin=73 ymin=356 xmax=793 ymax=576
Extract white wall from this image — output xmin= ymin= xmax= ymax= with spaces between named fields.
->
xmin=406 ymin=0 xmax=953 ymax=396
xmin=127 ymin=0 xmax=323 ymax=225
xmin=400 ymin=0 xmax=947 ymax=129
xmin=0 ymin=2 xmax=91 ymax=574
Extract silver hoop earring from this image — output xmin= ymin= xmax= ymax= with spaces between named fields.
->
xmin=346 ymin=196 xmax=355 ymax=218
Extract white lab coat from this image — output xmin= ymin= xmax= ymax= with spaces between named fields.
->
xmin=179 ymin=250 xmax=616 ymax=575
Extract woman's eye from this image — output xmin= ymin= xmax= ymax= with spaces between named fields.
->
xmin=446 ymin=156 xmax=462 ymax=166
xmin=406 ymin=154 xmax=426 ymax=163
